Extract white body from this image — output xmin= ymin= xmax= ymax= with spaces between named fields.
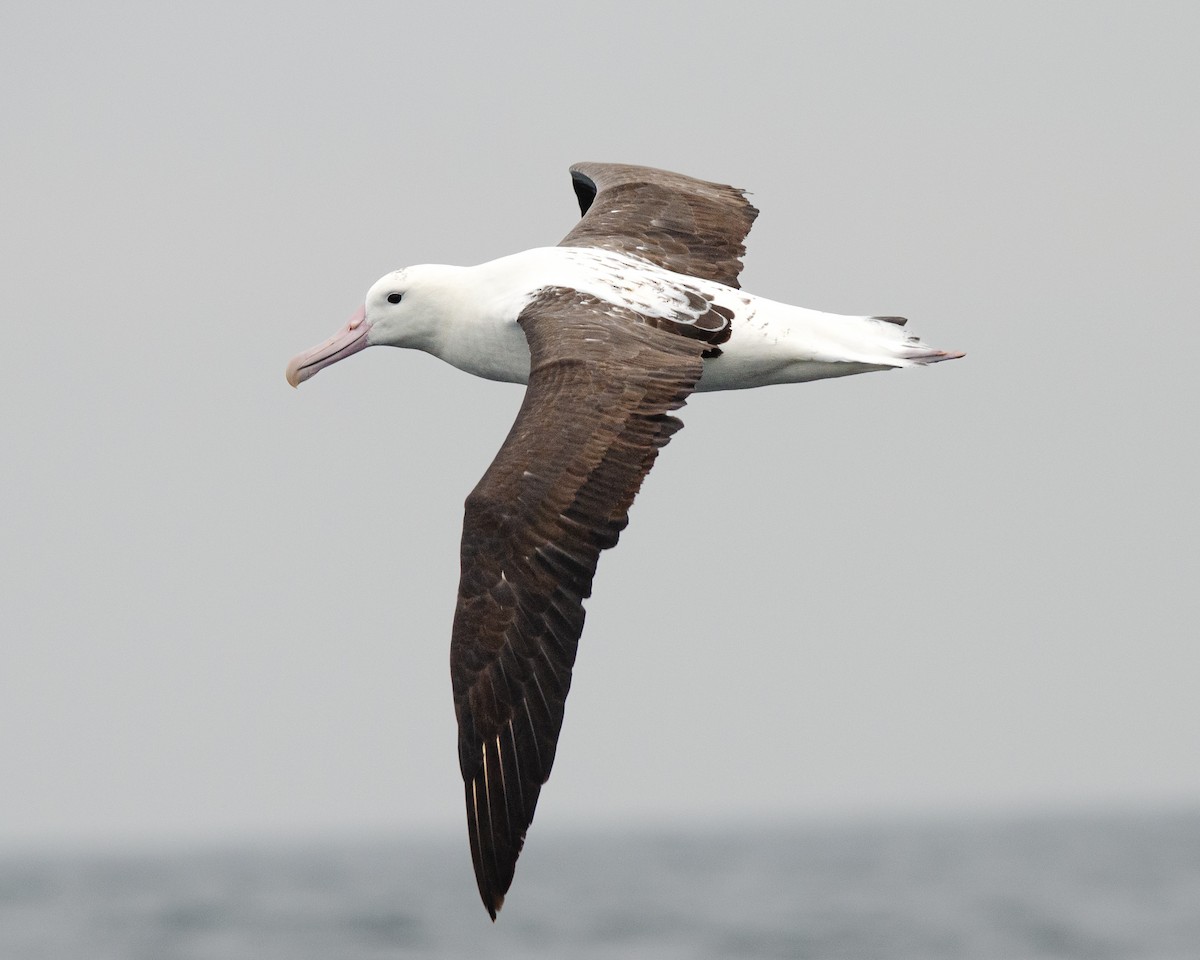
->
xmin=359 ymin=247 xmax=955 ymax=391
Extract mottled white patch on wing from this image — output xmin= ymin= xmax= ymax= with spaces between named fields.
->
xmin=556 ymin=247 xmax=730 ymax=330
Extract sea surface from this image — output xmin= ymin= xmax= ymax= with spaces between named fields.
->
xmin=3 ymin=810 xmax=1198 ymax=960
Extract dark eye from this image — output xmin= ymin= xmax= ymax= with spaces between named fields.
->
xmin=387 ymin=292 xmax=403 ymax=304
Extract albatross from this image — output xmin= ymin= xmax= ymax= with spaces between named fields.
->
xmin=285 ymin=162 xmax=962 ymax=918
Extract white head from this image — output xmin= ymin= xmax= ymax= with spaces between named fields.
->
xmin=285 ymin=264 xmax=458 ymax=387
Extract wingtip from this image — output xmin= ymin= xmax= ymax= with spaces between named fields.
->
xmin=484 ymin=892 xmax=504 ymax=921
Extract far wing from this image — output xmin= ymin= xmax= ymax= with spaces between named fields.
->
xmin=561 ymin=161 xmax=760 ymax=289
xmin=449 ymin=288 xmax=706 ymax=918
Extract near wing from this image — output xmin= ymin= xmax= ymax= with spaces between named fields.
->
xmin=450 ymin=289 xmax=706 ymax=918
xmin=562 ymin=161 xmax=760 ymax=289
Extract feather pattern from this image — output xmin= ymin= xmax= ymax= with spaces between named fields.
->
xmin=449 ymin=288 xmax=705 ymax=917
xmin=562 ymin=162 xmax=759 ymax=289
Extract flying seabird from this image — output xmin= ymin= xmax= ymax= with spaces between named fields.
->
xmin=285 ymin=162 xmax=963 ymax=918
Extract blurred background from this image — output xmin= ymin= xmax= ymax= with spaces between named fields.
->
xmin=3 ymin=1 xmax=1197 ymax=956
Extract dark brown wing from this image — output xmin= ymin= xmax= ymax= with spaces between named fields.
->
xmin=561 ymin=162 xmax=760 ymax=289
xmin=450 ymin=288 xmax=706 ymax=918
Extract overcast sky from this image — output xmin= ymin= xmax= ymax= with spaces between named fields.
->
xmin=3 ymin=1 xmax=1197 ymax=852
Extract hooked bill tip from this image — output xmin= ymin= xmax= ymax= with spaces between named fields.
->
xmin=285 ymin=359 xmax=305 ymax=388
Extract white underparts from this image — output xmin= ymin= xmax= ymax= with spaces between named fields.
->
xmin=422 ymin=247 xmax=958 ymax=390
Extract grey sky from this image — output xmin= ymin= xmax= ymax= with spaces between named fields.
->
xmin=3 ymin=0 xmax=1197 ymax=850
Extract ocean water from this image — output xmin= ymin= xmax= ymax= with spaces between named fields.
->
xmin=3 ymin=811 xmax=1198 ymax=960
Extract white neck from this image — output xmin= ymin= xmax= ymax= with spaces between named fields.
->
xmin=419 ymin=256 xmax=542 ymax=384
